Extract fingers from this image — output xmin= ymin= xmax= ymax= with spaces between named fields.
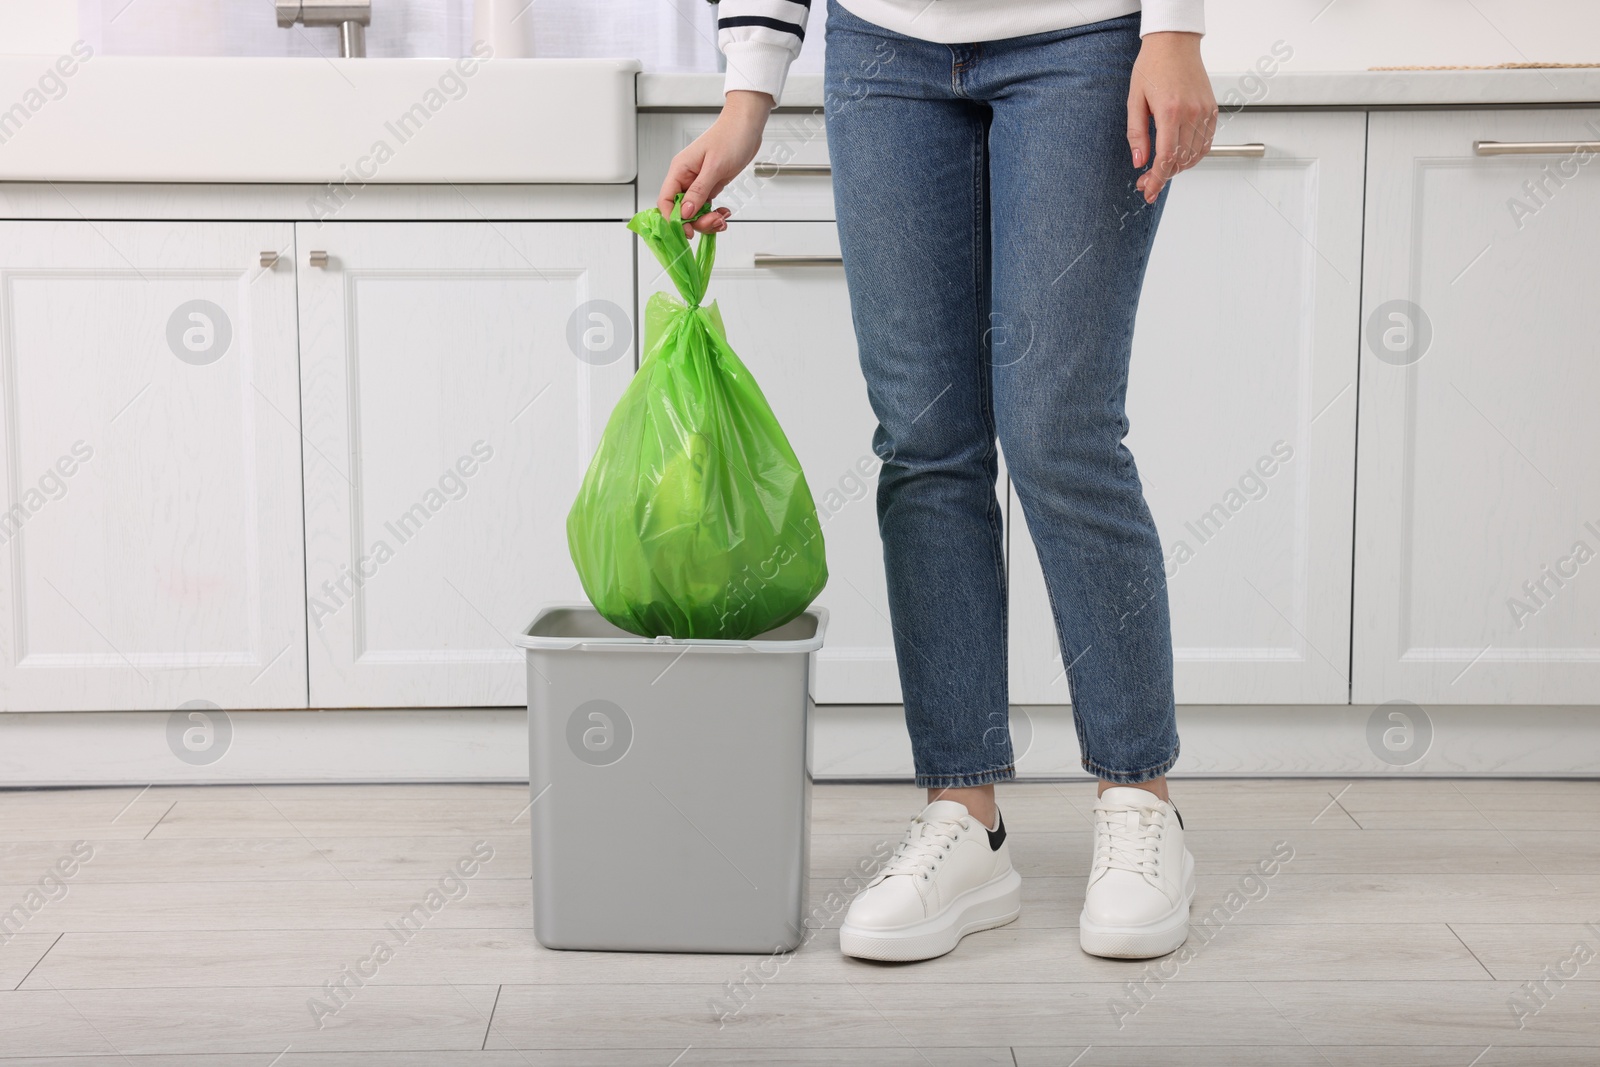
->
xmin=1173 ymin=107 xmax=1217 ymax=175
xmin=1142 ymin=108 xmax=1180 ymax=204
xmin=1197 ymin=106 xmax=1219 ymax=165
xmin=658 ymin=155 xmax=732 ymax=237
xmin=1136 ymin=103 xmax=1218 ymax=204
xmin=680 ymin=166 xmax=726 ymax=221
xmin=657 ymin=156 xmax=698 ymax=218
xmin=658 ymin=151 xmax=730 ymax=223
xmin=690 ymin=207 xmax=731 ymax=234
xmin=1126 ymin=91 xmax=1152 ymax=170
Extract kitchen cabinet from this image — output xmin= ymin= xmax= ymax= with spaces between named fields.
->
xmin=297 ymin=221 xmax=633 ymax=708
xmin=0 ymin=221 xmax=307 ymax=710
xmin=1352 ymin=109 xmax=1600 ymax=705
xmin=1006 ymin=112 xmax=1368 ymax=705
xmin=677 ymin=221 xmax=902 ymax=702
xmin=0 ymin=97 xmax=1589 ymax=723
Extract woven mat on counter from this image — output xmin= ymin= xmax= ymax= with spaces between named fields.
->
xmin=1370 ymin=62 xmax=1600 ymax=70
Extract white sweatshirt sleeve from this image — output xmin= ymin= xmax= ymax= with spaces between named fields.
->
xmin=715 ymin=0 xmax=811 ymax=102
xmin=1138 ymin=0 xmax=1205 ymax=36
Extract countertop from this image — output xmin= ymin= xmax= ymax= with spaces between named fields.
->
xmin=638 ymin=70 xmax=1600 ymax=110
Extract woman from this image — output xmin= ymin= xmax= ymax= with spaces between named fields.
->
xmin=658 ymin=0 xmax=1216 ymax=962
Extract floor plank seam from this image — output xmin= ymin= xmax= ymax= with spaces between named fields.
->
xmin=1444 ymin=922 xmax=1500 ymax=980
xmin=480 ymin=983 xmax=502 ymax=1050
xmin=11 ymin=931 xmax=61 ymax=991
xmin=139 ymin=801 xmax=177 ymax=840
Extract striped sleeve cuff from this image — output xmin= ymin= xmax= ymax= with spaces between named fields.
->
xmin=717 ymin=0 xmax=809 ymax=102
xmin=721 ymin=38 xmax=797 ymax=101
xmin=1140 ymin=0 xmax=1205 ymax=36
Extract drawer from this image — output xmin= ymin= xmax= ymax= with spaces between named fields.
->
xmin=638 ymin=113 xmax=835 ymax=221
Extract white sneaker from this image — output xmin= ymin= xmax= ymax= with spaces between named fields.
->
xmin=1079 ymin=786 xmax=1196 ymax=959
xmin=839 ymin=800 xmax=1022 ymax=962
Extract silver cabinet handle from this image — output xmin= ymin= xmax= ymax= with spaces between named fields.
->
xmin=260 ymin=251 xmax=279 ymax=268
xmin=753 ymin=163 xmax=832 ymax=178
xmin=753 ymin=254 xmax=844 ymax=268
xmin=309 ymin=250 xmax=329 ymax=268
xmin=1206 ymin=143 xmax=1267 ymax=158
xmin=1475 ymin=140 xmax=1600 ymax=156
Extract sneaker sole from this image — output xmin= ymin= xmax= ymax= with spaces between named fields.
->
xmin=838 ymin=867 xmax=1022 ymax=963
xmin=1077 ymin=851 xmax=1197 ymax=960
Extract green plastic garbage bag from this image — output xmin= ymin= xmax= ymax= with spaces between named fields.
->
xmin=566 ymin=198 xmax=828 ymax=640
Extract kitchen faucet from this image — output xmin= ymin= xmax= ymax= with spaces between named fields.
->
xmin=276 ymin=0 xmax=371 ymax=58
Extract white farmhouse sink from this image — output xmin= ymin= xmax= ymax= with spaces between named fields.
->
xmin=0 ymin=56 xmax=639 ymax=183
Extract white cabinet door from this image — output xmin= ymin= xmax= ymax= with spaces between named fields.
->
xmin=0 ymin=222 xmax=307 ymax=710
xmin=298 ymin=222 xmax=632 ymax=708
xmin=1353 ymin=109 xmax=1600 ymax=705
xmin=678 ymin=222 xmax=900 ymax=702
xmin=1009 ymin=112 xmax=1367 ymax=705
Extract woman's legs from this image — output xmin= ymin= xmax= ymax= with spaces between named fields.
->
xmin=929 ymin=779 xmax=1174 ymax=820
xmin=825 ymin=0 xmax=1187 ymax=961
xmin=930 ymin=785 xmax=997 ymax=827
xmin=980 ymin=16 xmax=1181 ymax=786
xmin=828 ymin=6 xmax=1179 ymax=793
xmin=974 ymin=16 xmax=1191 ymax=959
xmin=825 ymin=4 xmax=1024 ymax=963
xmin=827 ymin=8 xmax=1015 ymax=793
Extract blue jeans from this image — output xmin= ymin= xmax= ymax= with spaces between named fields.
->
xmin=824 ymin=0 xmax=1179 ymax=788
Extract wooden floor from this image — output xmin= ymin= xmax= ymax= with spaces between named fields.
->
xmin=0 ymin=778 xmax=1597 ymax=1064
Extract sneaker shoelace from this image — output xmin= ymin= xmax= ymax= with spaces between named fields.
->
xmin=1091 ymin=801 xmax=1168 ymax=880
xmin=877 ymin=815 xmax=970 ymax=881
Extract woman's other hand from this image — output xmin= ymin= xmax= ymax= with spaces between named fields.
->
xmin=656 ymin=89 xmax=775 ymax=235
xmin=1127 ymin=32 xmax=1216 ymax=205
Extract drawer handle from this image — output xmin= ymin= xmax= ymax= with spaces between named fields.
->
xmin=753 ymin=163 xmax=832 ymax=178
xmin=753 ymin=254 xmax=844 ymax=268
xmin=309 ymin=250 xmax=329 ymax=268
xmin=1475 ymin=140 xmax=1600 ymax=156
xmin=1205 ymin=143 xmax=1267 ymax=159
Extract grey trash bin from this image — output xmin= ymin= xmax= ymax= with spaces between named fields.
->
xmin=516 ymin=604 xmax=826 ymax=953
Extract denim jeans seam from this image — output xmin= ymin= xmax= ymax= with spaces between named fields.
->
xmin=917 ymin=765 xmax=1017 ymax=790
xmin=1036 ymin=563 xmax=1092 ymax=761
xmin=966 ymin=108 xmax=1004 ymax=755
xmin=1081 ymin=742 xmax=1179 ymax=785
xmin=971 ymin=103 xmax=1011 ymax=762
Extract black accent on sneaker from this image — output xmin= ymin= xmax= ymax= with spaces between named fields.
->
xmin=1173 ymin=805 xmax=1185 ymax=830
xmin=986 ymin=810 xmax=1006 ymax=851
